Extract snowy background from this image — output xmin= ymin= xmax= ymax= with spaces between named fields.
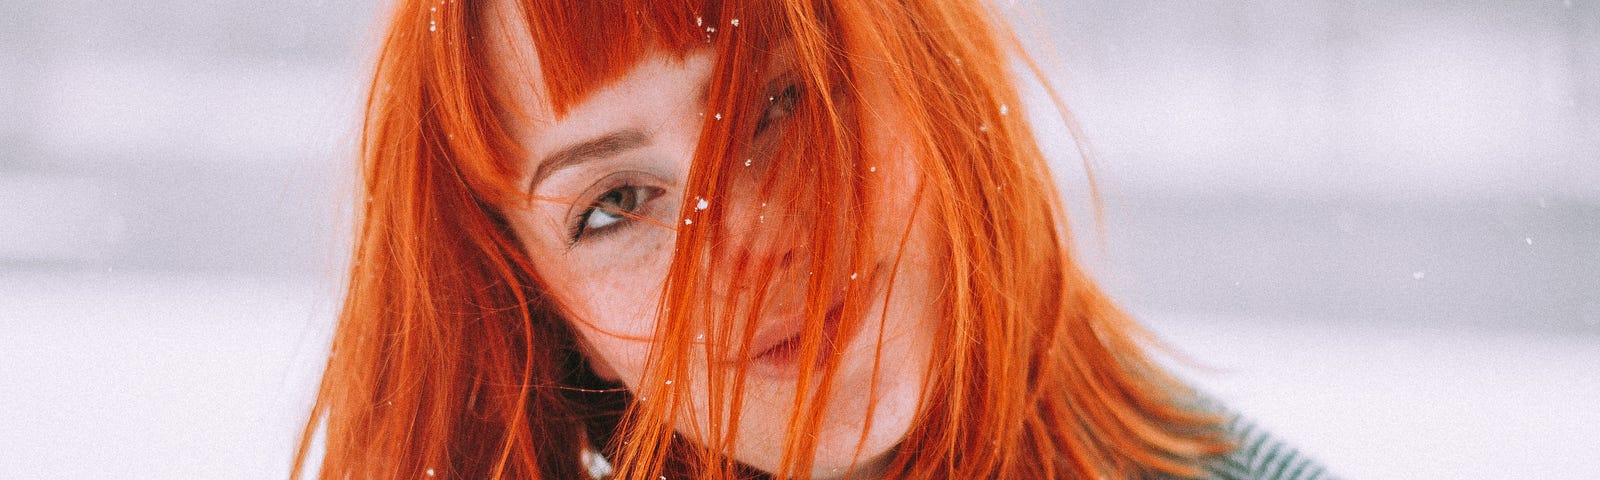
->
xmin=2 ymin=1 xmax=1596 ymax=478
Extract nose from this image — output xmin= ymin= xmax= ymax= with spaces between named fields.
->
xmin=712 ymin=197 xmax=802 ymax=301
xmin=706 ymin=187 xmax=862 ymax=329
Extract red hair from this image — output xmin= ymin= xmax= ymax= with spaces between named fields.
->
xmin=294 ymin=0 xmax=1230 ymax=478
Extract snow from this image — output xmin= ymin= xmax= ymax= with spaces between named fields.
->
xmin=0 ymin=270 xmax=1592 ymax=478
xmin=1142 ymin=311 xmax=1600 ymax=479
xmin=0 ymin=270 xmax=338 ymax=478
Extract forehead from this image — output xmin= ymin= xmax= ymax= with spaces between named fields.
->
xmin=516 ymin=53 xmax=714 ymax=167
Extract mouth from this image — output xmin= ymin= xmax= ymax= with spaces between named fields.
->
xmin=746 ymin=294 xmax=847 ymax=379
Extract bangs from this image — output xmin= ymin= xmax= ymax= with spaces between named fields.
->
xmin=451 ymin=0 xmax=796 ymax=206
xmin=498 ymin=0 xmax=741 ymax=117
xmin=512 ymin=0 xmax=694 ymax=116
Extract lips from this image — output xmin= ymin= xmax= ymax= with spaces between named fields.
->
xmin=743 ymin=282 xmax=854 ymax=379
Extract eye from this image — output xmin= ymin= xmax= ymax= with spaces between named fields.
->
xmin=753 ymin=83 xmax=800 ymax=137
xmin=570 ymin=184 xmax=662 ymax=243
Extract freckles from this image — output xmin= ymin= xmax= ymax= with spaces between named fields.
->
xmin=537 ymin=215 xmax=568 ymax=247
xmin=581 ymin=241 xmax=674 ymax=333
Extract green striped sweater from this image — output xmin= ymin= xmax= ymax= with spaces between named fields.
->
xmin=1178 ymin=414 xmax=1336 ymax=480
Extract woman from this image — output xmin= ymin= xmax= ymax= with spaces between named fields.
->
xmin=294 ymin=0 xmax=1329 ymax=478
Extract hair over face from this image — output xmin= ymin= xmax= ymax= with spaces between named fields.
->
xmin=294 ymin=0 xmax=1231 ymax=478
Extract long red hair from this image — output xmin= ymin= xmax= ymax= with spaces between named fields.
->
xmin=294 ymin=0 xmax=1230 ymax=478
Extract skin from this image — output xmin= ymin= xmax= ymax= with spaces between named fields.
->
xmin=485 ymin=4 xmax=941 ymax=477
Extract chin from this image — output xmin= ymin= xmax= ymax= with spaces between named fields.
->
xmin=725 ymin=406 xmax=908 ymax=479
xmin=722 ymin=336 xmax=926 ymax=478
xmin=805 ymin=421 xmax=905 ymax=479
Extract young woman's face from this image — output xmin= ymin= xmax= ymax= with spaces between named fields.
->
xmin=487 ymin=7 xmax=941 ymax=477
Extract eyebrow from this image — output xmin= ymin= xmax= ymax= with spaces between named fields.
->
xmin=528 ymin=128 xmax=651 ymax=190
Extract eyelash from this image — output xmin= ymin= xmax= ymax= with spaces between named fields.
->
xmin=754 ymin=82 xmax=801 ymax=137
xmin=568 ymin=182 xmax=664 ymax=244
xmin=565 ymin=81 xmax=800 ymax=244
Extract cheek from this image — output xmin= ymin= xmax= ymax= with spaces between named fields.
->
xmin=521 ymin=222 xmax=678 ymax=385
xmin=564 ymin=251 xmax=673 ymax=378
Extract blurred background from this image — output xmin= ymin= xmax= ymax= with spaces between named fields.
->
xmin=1 ymin=0 xmax=1595 ymax=478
